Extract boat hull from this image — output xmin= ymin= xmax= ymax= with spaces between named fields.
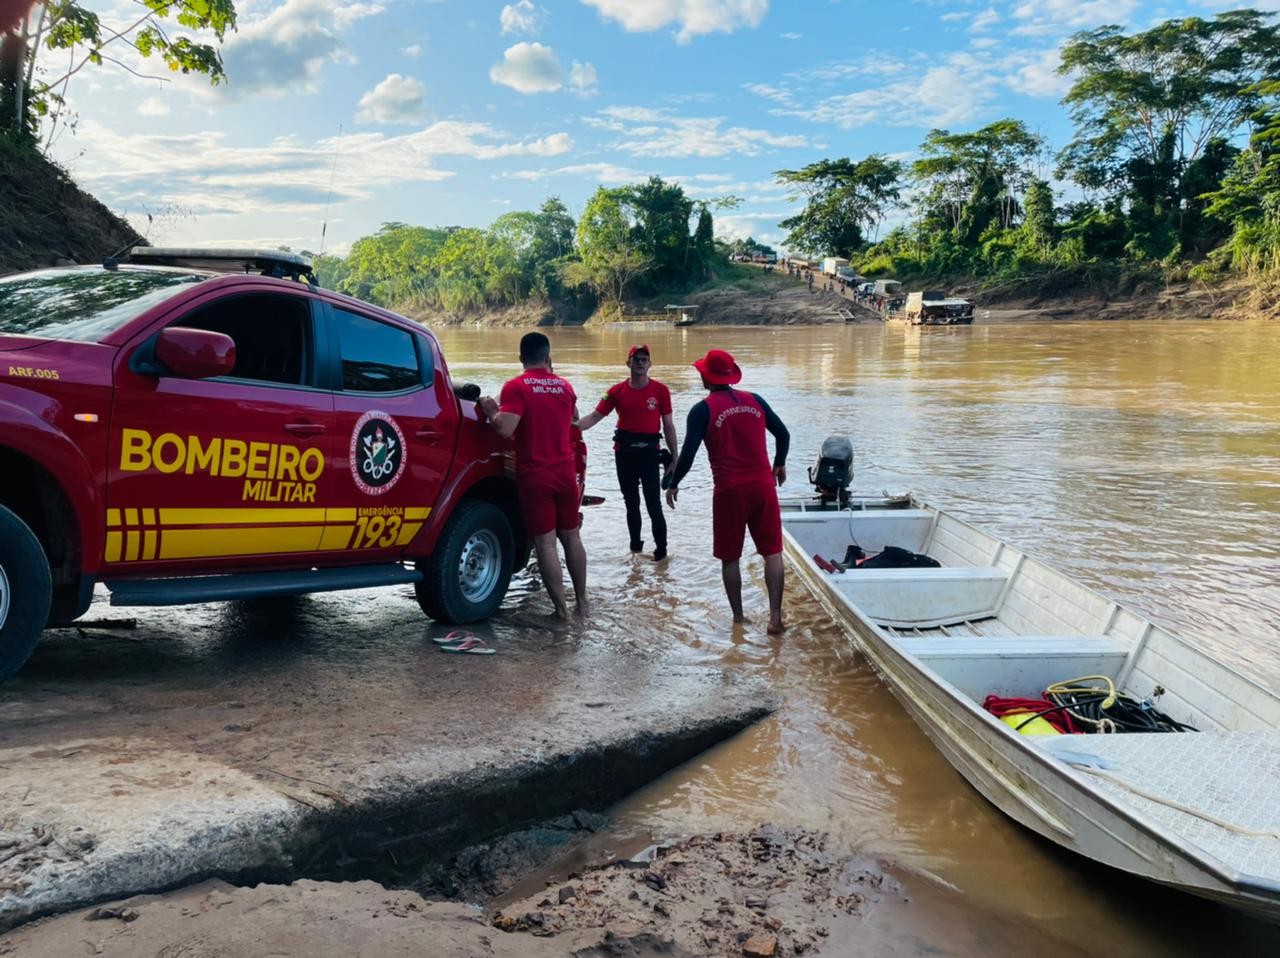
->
xmin=781 ymin=506 xmax=1280 ymax=921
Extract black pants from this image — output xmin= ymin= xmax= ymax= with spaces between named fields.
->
xmin=615 ymin=446 xmax=666 ymax=550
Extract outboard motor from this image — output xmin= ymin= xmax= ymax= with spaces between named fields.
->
xmin=808 ymin=435 xmax=854 ymax=505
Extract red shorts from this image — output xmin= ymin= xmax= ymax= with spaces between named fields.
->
xmin=518 ymin=464 xmax=580 ymax=536
xmin=712 ymin=480 xmax=782 ymax=561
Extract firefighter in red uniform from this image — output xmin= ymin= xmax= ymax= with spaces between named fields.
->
xmin=479 ymin=332 xmax=588 ymax=621
xmin=575 ymin=344 xmax=678 ymax=561
xmin=665 ymin=349 xmax=790 ymax=634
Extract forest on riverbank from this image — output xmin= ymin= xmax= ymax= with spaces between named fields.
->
xmin=1 ymin=6 xmax=1278 ymax=317
xmin=319 ymin=10 xmax=1280 ymax=319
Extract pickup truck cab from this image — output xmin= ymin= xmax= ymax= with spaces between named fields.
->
xmin=0 ymin=248 xmax=531 ymax=682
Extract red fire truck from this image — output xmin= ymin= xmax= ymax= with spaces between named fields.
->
xmin=0 ymin=248 xmax=563 ymax=682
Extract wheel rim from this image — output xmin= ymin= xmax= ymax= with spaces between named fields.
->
xmin=0 ymin=564 xmax=9 ymax=631
xmin=457 ymin=529 xmax=502 ymax=604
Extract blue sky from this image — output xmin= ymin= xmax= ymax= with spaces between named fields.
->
xmin=43 ymin=0 xmax=1274 ymax=256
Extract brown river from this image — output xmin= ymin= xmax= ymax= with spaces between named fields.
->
xmin=437 ymin=320 xmax=1280 ymax=956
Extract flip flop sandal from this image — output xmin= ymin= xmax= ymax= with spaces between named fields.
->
xmin=440 ymin=637 xmax=495 ymax=655
xmin=433 ymin=629 xmax=477 ymax=645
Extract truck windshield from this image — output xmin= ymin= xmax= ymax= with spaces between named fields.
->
xmin=0 ymin=269 xmax=205 ymax=342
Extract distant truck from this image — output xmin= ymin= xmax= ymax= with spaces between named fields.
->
xmin=821 ymin=257 xmax=850 ymax=276
xmin=904 ymin=290 xmax=975 ymax=325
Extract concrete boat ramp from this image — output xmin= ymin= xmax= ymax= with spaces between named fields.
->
xmin=0 ymin=588 xmax=775 ymax=932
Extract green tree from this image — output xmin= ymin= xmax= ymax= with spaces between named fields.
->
xmin=1019 ymin=179 xmax=1056 ymax=255
xmin=774 ymin=155 xmax=903 ymax=256
xmin=912 ymin=119 xmax=1045 ymax=248
xmin=627 ymin=175 xmax=695 ymax=287
xmin=1058 ymin=11 xmax=1280 ymax=256
xmin=2 ymin=0 xmax=237 ymax=145
xmin=692 ymin=205 xmax=715 ymax=269
xmin=1203 ymin=80 xmax=1280 ymax=276
xmin=567 ymin=186 xmax=651 ymax=309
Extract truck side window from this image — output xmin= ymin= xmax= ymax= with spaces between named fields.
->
xmin=331 ymin=308 xmax=422 ymax=393
xmin=174 ymin=294 xmax=310 ymax=386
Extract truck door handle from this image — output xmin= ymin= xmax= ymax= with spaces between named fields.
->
xmin=284 ymin=421 xmax=326 ymax=437
xmin=416 ymin=427 xmax=444 ymax=444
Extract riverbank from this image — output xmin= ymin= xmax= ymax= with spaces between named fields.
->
xmin=0 ymin=585 xmax=774 ymax=936
xmin=416 ymin=267 xmax=1272 ymax=329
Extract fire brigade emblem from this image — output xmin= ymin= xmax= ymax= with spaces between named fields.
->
xmin=646 ymin=397 xmax=658 ymax=411
xmin=350 ymin=411 xmax=407 ymax=495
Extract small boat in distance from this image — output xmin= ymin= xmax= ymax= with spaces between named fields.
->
xmin=665 ymin=303 xmax=700 ymax=327
xmin=780 ymin=442 xmax=1280 ymax=920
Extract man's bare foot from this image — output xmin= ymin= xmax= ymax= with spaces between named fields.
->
xmin=767 ymin=616 xmax=785 ymax=635
xmin=732 ymin=613 xmax=748 ymax=624
xmin=574 ymin=601 xmax=589 ymax=617
xmin=552 ymin=603 xmax=571 ymax=621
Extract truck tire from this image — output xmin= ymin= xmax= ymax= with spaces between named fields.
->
xmin=0 ymin=505 xmax=52 ymax=682
xmin=416 ymin=500 xmax=514 ymax=623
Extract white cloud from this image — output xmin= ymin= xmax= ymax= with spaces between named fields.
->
xmin=758 ymin=59 xmax=993 ymax=129
xmin=755 ymin=44 xmax=1074 ymax=130
xmin=971 ymin=36 xmax=998 ymax=49
xmin=489 ymin=42 xmax=564 ymax=93
xmin=582 ymin=0 xmax=769 ymax=44
xmin=333 ymin=2 xmax=385 ymax=29
xmin=60 ymin=119 xmax=572 ymax=230
xmin=1011 ymin=46 xmax=1069 ymax=97
xmin=780 ymin=32 xmax=801 ymax=40
xmin=970 ymin=7 xmax=999 ymax=32
xmin=216 ymin=0 xmax=385 ymax=99
xmin=587 ymin=105 xmax=808 ymax=157
xmin=501 ymin=1 xmax=546 ymax=36
xmin=503 ymin=162 xmax=642 ymax=183
xmin=402 ymin=44 xmax=422 ymax=57
xmin=569 ymin=60 xmax=599 ymax=96
xmin=1011 ymin=0 xmax=1139 ymax=35
xmin=941 ymin=12 xmax=967 ymax=21
xmin=356 ymin=73 xmax=427 ymax=124
xmin=715 ymin=212 xmax=791 ymax=244
xmin=138 ymin=97 xmax=169 ymax=116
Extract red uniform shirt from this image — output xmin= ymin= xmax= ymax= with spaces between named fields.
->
xmin=498 ymin=370 xmax=577 ymax=474
xmin=594 ymin=379 xmax=672 ymax=434
xmin=701 ymin=388 xmax=773 ymax=488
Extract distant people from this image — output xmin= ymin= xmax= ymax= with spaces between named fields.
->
xmin=479 ymin=332 xmax=587 ymax=620
xmin=665 ymin=349 xmax=790 ymax=635
xmin=575 ymin=344 xmax=678 ymax=562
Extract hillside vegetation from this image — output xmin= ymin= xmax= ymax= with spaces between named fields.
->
xmin=0 ymin=140 xmax=140 ymax=276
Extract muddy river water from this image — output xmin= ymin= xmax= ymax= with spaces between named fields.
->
xmin=438 ymin=320 xmax=1280 ymax=955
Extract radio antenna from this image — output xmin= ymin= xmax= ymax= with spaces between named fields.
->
xmin=319 ymin=123 xmax=342 ymax=256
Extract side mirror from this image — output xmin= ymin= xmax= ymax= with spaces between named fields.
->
xmin=155 ymin=328 xmax=237 ymax=379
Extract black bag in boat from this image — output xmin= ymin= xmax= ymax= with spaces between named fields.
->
xmin=859 ymin=546 xmax=940 ymax=569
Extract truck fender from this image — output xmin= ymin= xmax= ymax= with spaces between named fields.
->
xmin=408 ymin=454 xmax=514 ymax=556
xmin=0 ymin=399 xmax=102 ymax=571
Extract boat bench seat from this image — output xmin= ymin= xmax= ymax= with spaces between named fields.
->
xmin=896 ymin=636 xmax=1131 ymax=700
xmin=831 ymin=566 xmax=1007 ymax=629
xmin=897 ymin=635 xmax=1128 ymax=658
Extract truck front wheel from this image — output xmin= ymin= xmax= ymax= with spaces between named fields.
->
xmin=416 ymin=500 xmax=514 ymax=623
xmin=0 ymin=505 xmax=52 ymax=682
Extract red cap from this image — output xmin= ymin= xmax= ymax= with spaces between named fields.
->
xmin=627 ymin=344 xmax=650 ymax=361
xmin=692 ymin=348 xmax=742 ymax=385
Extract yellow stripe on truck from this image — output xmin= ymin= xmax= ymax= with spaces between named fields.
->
xmin=102 ymin=505 xmax=434 ymax=562
xmin=160 ymin=507 xmax=328 ymax=526
xmin=160 ymin=526 xmax=327 ymax=560
xmin=318 ymin=525 xmax=355 ymax=550
xmin=396 ymin=522 xmax=424 ymax=545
